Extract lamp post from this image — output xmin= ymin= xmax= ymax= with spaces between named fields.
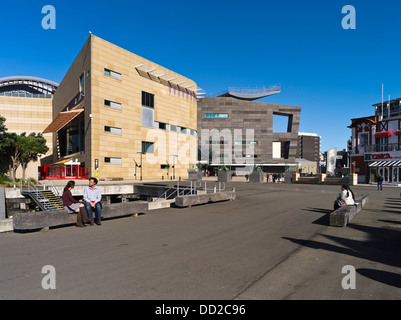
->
xmin=137 ymin=152 xmax=145 ymax=181
xmin=171 ymin=154 xmax=178 ymax=180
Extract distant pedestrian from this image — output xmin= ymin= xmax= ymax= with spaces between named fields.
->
xmin=377 ymin=174 xmax=384 ymax=191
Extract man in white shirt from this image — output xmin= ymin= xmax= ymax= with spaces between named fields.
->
xmin=83 ymin=177 xmax=102 ymax=225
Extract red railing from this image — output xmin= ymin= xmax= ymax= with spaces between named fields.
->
xmin=39 ymin=164 xmax=89 ymax=180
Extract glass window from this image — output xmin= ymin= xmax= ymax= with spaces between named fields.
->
xmin=104 ymin=126 xmax=122 ymax=135
xmin=104 ymin=68 xmax=121 ymax=80
xmin=142 ymin=141 xmax=154 ymax=154
xmin=142 ymin=106 xmax=155 ymax=128
xmin=142 ymin=91 xmax=154 ymax=108
xmin=105 ymin=100 xmax=122 ymax=110
xmin=105 ymin=157 xmax=122 ymax=164
xmin=205 ymin=114 xmax=229 ymax=119
xmin=79 ymin=74 xmax=85 ymax=95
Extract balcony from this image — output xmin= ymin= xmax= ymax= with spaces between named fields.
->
xmin=364 ymin=143 xmax=401 ymax=153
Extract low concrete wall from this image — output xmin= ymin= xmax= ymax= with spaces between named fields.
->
xmin=175 ymin=191 xmax=236 ymax=208
xmin=293 ymin=174 xmax=358 ymax=186
xmin=0 ymin=188 xmax=6 ymax=220
xmin=13 ymin=201 xmax=149 ymax=232
xmin=0 ymin=218 xmax=13 ymax=233
xmin=330 ymin=194 xmax=369 ymax=227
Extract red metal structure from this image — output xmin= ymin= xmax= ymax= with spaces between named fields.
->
xmin=39 ymin=164 xmax=89 ymax=180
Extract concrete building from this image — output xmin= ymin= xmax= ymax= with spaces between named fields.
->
xmin=349 ymin=97 xmax=401 ymax=184
xmin=348 ymin=115 xmax=377 ymax=183
xmin=44 ymin=35 xmax=199 ymax=181
xmin=0 ymin=76 xmax=58 ymax=179
xmin=197 ymin=87 xmax=301 ymax=174
xmin=296 ymin=132 xmax=321 ymax=173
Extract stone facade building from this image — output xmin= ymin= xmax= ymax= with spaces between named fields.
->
xmin=197 ymin=88 xmax=301 ymax=174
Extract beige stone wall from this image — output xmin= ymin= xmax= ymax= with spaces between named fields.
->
xmin=53 ymin=35 xmax=198 ymax=180
xmin=0 ymin=95 xmax=53 ymax=179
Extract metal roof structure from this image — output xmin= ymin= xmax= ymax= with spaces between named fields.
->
xmin=0 ymin=76 xmax=59 ymax=98
xmin=212 ymin=85 xmax=281 ymax=101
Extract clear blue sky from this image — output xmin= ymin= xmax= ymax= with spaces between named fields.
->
xmin=1 ymin=0 xmax=401 ymax=152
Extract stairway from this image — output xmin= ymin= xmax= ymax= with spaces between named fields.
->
xmin=21 ymin=186 xmax=64 ymax=211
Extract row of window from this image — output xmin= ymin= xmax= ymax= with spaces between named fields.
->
xmin=205 ymin=140 xmax=258 ymax=145
xmin=105 ymin=157 xmax=171 ymax=170
xmin=104 ymin=141 xmax=154 ymax=165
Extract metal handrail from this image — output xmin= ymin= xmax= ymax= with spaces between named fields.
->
xmin=20 ymin=180 xmax=61 ymax=211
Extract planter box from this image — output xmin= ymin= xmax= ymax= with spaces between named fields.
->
xmin=218 ymin=171 xmax=232 ymax=182
xmin=249 ymin=171 xmax=264 ymax=183
xmin=188 ymin=171 xmax=203 ymax=182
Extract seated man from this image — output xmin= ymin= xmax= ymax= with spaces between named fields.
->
xmin=83 ymin=177 xmax=102 ymax=225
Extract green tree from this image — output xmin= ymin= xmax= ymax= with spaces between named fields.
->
xmin=0 ymin=116 xmax=13 ymax=175
xmin=19 ymin=133 xmax=49 ymax=181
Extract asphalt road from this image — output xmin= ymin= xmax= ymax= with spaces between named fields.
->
xmin=1 ymin=182 xmax=400 ymax=300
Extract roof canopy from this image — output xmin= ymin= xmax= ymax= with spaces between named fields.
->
xmin=43 ymin=109 xmax=84 ymax=134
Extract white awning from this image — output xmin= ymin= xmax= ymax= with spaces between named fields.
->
xmin=369 ymin=160 xmax=401 ymax=167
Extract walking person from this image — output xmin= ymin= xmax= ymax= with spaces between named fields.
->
xmin=377 ymin=174 xmax=384 ymax=191
xmin=83 ymin=177 xmax=102 ymax=226
xmin=62 ymin=181 xmax=89 ymax=227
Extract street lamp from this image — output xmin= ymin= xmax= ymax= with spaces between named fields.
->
xmin=170 ymin=154 xmax=178 ymax=180
xmin=137 ymin=152 xmax=145 ymax=181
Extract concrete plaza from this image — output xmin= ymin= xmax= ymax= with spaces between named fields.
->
xmin=0 ymin=182 xmax=400 ymax=300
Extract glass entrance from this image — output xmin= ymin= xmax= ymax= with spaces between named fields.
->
xmin=378 ymin=167 xmax=389 ymax=182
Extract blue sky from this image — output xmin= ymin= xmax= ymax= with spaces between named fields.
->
xmin=1 ymin=0 xmax=401 ymax=152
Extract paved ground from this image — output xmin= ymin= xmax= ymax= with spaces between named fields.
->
xmin=0 ymin=182 xmax=400 ymax=300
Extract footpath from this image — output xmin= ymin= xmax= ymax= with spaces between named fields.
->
xmin=237 ymin=186 xmax=401 ymax=300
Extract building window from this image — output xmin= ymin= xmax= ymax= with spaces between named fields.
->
xmin=158 ymin=122 xmax=167 ymax=130
xmin=104 ymin=126 xmax=122 ymax=135
xmin=359 ymin=133 xmax=369 ymax=148
xmin=234 ymin=141 xmax=258 ymax=145
xmin=142 ymin=91 xmax=154 ymax=108
xmin=79 ymin=73 xmax=85 ymax=95
xmin=281 ymin=141 xmax=290 ymax=159
xmin=105 ymin=157 xmax=122 ymax=164
xmin=105 ymin=100 xmax=122 ymax=110
xmin=104 ymin=68 xmax=122 ymax=80
xmin=272 ymin=142 xmax=281 ymax=159
xmin=161 ymin=164 xmax=170 ymax=170
xmin=142 ymin=141 xmax=154 ymax=154
xmin=142 ymin=106 xmax=155 ymax=128
xmin=205 ymin=114 xmax=229 ymax=119
xmin=59 ymin=122 xmax=85 ymax=158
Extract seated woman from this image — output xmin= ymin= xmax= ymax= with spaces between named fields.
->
xmin=62 ymin=181 xmax=88 ymax=227
xmin=334 ymin=184 xmax=355 ymax=210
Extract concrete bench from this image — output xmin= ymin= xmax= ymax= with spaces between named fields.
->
xmin=175 ymin=191 xmax=236 ymax=208
xmin=13 ymin=201 xmax=149 ymax=232
xmin=330 ymin=194 xmax=369 ymax=227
